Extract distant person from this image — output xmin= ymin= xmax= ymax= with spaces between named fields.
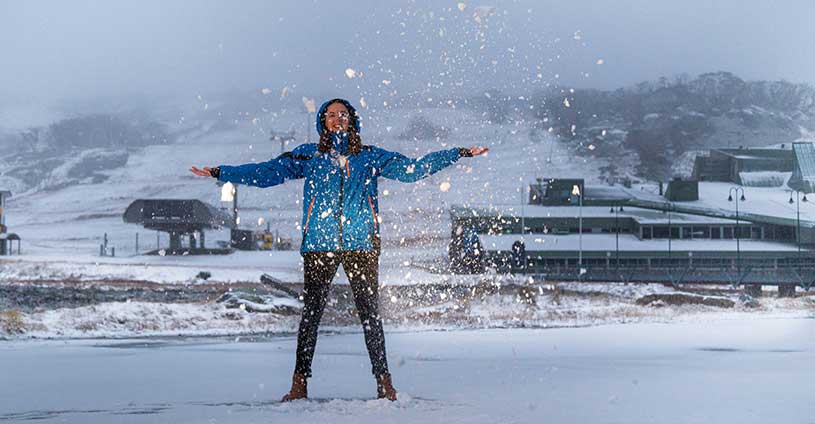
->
xmin=191 ymin=98 xmax=488 ymax=401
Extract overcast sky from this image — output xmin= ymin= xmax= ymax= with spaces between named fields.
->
xmin=2 ymin=0 xmax=814 ymax=109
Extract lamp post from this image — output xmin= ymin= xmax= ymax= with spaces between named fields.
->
xmin=610 ymin=204 xmax=624 ymax=269
xmin=221 ymin=182 xmax=238 ymax=225
xmin=788 ymin=189 xmax=808 ymax=274
xmin=663 ymin=202 xmax=673 ymax=271
xmin=728 ymin=187 xmax=746 ymax=276
xmin=572 ymin=184 xmax=583 ymax=268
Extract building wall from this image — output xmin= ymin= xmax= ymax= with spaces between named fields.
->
xmin=692 ymin=155 xmax=730 ymax=182
xmin=454 ymin=212 xmax=785 ymax=242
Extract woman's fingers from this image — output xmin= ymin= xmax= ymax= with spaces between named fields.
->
xmin=469 ymin=146 xmax=489 ymax=156
xmin=190 ymin=166 xmax=212 ymax=177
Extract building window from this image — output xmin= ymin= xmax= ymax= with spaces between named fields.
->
xmin=693 ymin=226 xmax=711 ymax=239
xmin=711 ymin=227 xmax=722 ymax=239
xmin=775 ymin=226 xmax=794 ymax=241
xmin=670 ymin=227 xmax=680 ymax=239
xmin=642 ymin=226 xmax=652 ymax=239
xmin=723 ymin=227 xmax=733 ymax=239
xmin=652 ymin=226 xmax=669 ymax=239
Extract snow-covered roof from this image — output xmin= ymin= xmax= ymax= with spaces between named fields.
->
xmin=454 ymin=205 xmax=740 ymax=225
xmin=457 ymin=178 xmax=815 ymax=230
xmin=628 ymin=182 xmax=815 ymax=227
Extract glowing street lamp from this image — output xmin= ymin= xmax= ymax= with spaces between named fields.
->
xmin=220 ymin=182 xmax=236 ymax=202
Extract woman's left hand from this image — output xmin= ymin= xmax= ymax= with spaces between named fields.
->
xmin=466 ymin=146 xmax=489 ymax=156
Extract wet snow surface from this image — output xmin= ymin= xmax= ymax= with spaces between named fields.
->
xmin=1 ymin=317 xmax=814 ymax=423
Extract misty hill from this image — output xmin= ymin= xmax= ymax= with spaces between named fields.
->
xmin=3 ymin=71 xmax=815 ymax=198
xmin=387 ymin=72 xmax=815 ymax=182
xmin=527 ymin=71 xmax=815 ymax=181
xmin=0 ymin=114 xmax=172 ymax=193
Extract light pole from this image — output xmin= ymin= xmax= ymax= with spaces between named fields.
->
xmin=788 ymin=189 xmax=808 ymax=274
xmin=610 ymin=204 xmax=624 ymax=269
xmin=728 ymin=187 xmax=746 ymax=276
xmin=663 ymin=202 xmax=673 ymax=271
xmin=221 ymin=182 xmax=238 ymax=226
xmin=572 ymin=184 xmax=583 ymax=268
xmin=220 ymin=181 xmax=239 ymax=249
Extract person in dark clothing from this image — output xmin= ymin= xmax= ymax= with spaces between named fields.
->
xmin=191 ymin=98 xmax=488 ymax=401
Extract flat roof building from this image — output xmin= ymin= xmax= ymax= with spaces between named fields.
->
xmin=692 ymin=145 xmax=794 ymax=186
xmin=450 ymin=148 xmax=815 ymax=291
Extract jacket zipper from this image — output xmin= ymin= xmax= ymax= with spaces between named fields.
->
xmin=367 ymin=195 xmax=379 ymax=232
xmin=338 ymin=161 xmax=350 ymax=249
xmin=303 ymin=196 xmax=316 ymax=236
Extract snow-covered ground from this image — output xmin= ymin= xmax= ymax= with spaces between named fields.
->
xmin=4 ymin=280 xmax=813 ymax=340
xmin=2 ymin=317 xmax=814 ymax=423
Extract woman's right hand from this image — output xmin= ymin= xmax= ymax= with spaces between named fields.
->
xmin=190 ymin=166 xmax=215 ymax=177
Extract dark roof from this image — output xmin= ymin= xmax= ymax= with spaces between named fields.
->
xmin=123 ymin=199 xmax=234 ymax=232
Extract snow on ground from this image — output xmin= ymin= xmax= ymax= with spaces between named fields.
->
xmin=0 ymin=250 xmax=305 ymax=285
xmin=0 ymin=242 xmax=453 ymax=286
xmin=2 ymin=317 xmax=814 ymax=423
xmin=4 ymin=281 xmax=813 ymax=340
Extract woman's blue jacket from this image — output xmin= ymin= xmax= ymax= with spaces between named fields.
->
xmin=217 ymin=101 xmax=462 ymax=253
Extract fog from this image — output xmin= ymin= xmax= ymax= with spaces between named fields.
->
xmin=1 ymin=0 xmax=814 ymax=115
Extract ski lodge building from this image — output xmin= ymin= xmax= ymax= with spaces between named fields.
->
xmin=449 ymin=143 xmax=815 ymax=294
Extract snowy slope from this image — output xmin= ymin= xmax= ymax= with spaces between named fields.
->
xmin=3 ymin=103 xmax=612 ymax=285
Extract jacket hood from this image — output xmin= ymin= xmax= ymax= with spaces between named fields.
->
xmin=316 ymin=98 xmax=361 ymax=135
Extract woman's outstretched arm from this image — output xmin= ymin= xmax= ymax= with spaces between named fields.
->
xmin=189 ymin=148 xmax=309 ymax=187
xmin=375 ymin=146 xmax=488 ymax=183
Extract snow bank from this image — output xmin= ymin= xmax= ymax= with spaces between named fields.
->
xmin=5 ymin=283 xmax=813 ymax=340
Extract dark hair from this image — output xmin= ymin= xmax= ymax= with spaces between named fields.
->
xmin=317 ymin=99 xmax=362 ymax=154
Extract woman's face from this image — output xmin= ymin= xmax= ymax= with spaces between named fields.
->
xmin=324 ymin=102 xmax=350 ymax=133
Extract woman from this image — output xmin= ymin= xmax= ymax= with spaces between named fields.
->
xmin=191 ymin=98 xmax=487 ymax=402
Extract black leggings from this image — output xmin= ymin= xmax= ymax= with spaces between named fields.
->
xmin=294 ymin=251 xmax=389 ymax=378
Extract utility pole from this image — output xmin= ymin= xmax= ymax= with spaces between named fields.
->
xmin=728 ymin=187 xmax=746 ymax=277
xmin=611 ymin=204 xmax=622 ymax=269
xmin=788 ymin=189 xmax=808 ymax=275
